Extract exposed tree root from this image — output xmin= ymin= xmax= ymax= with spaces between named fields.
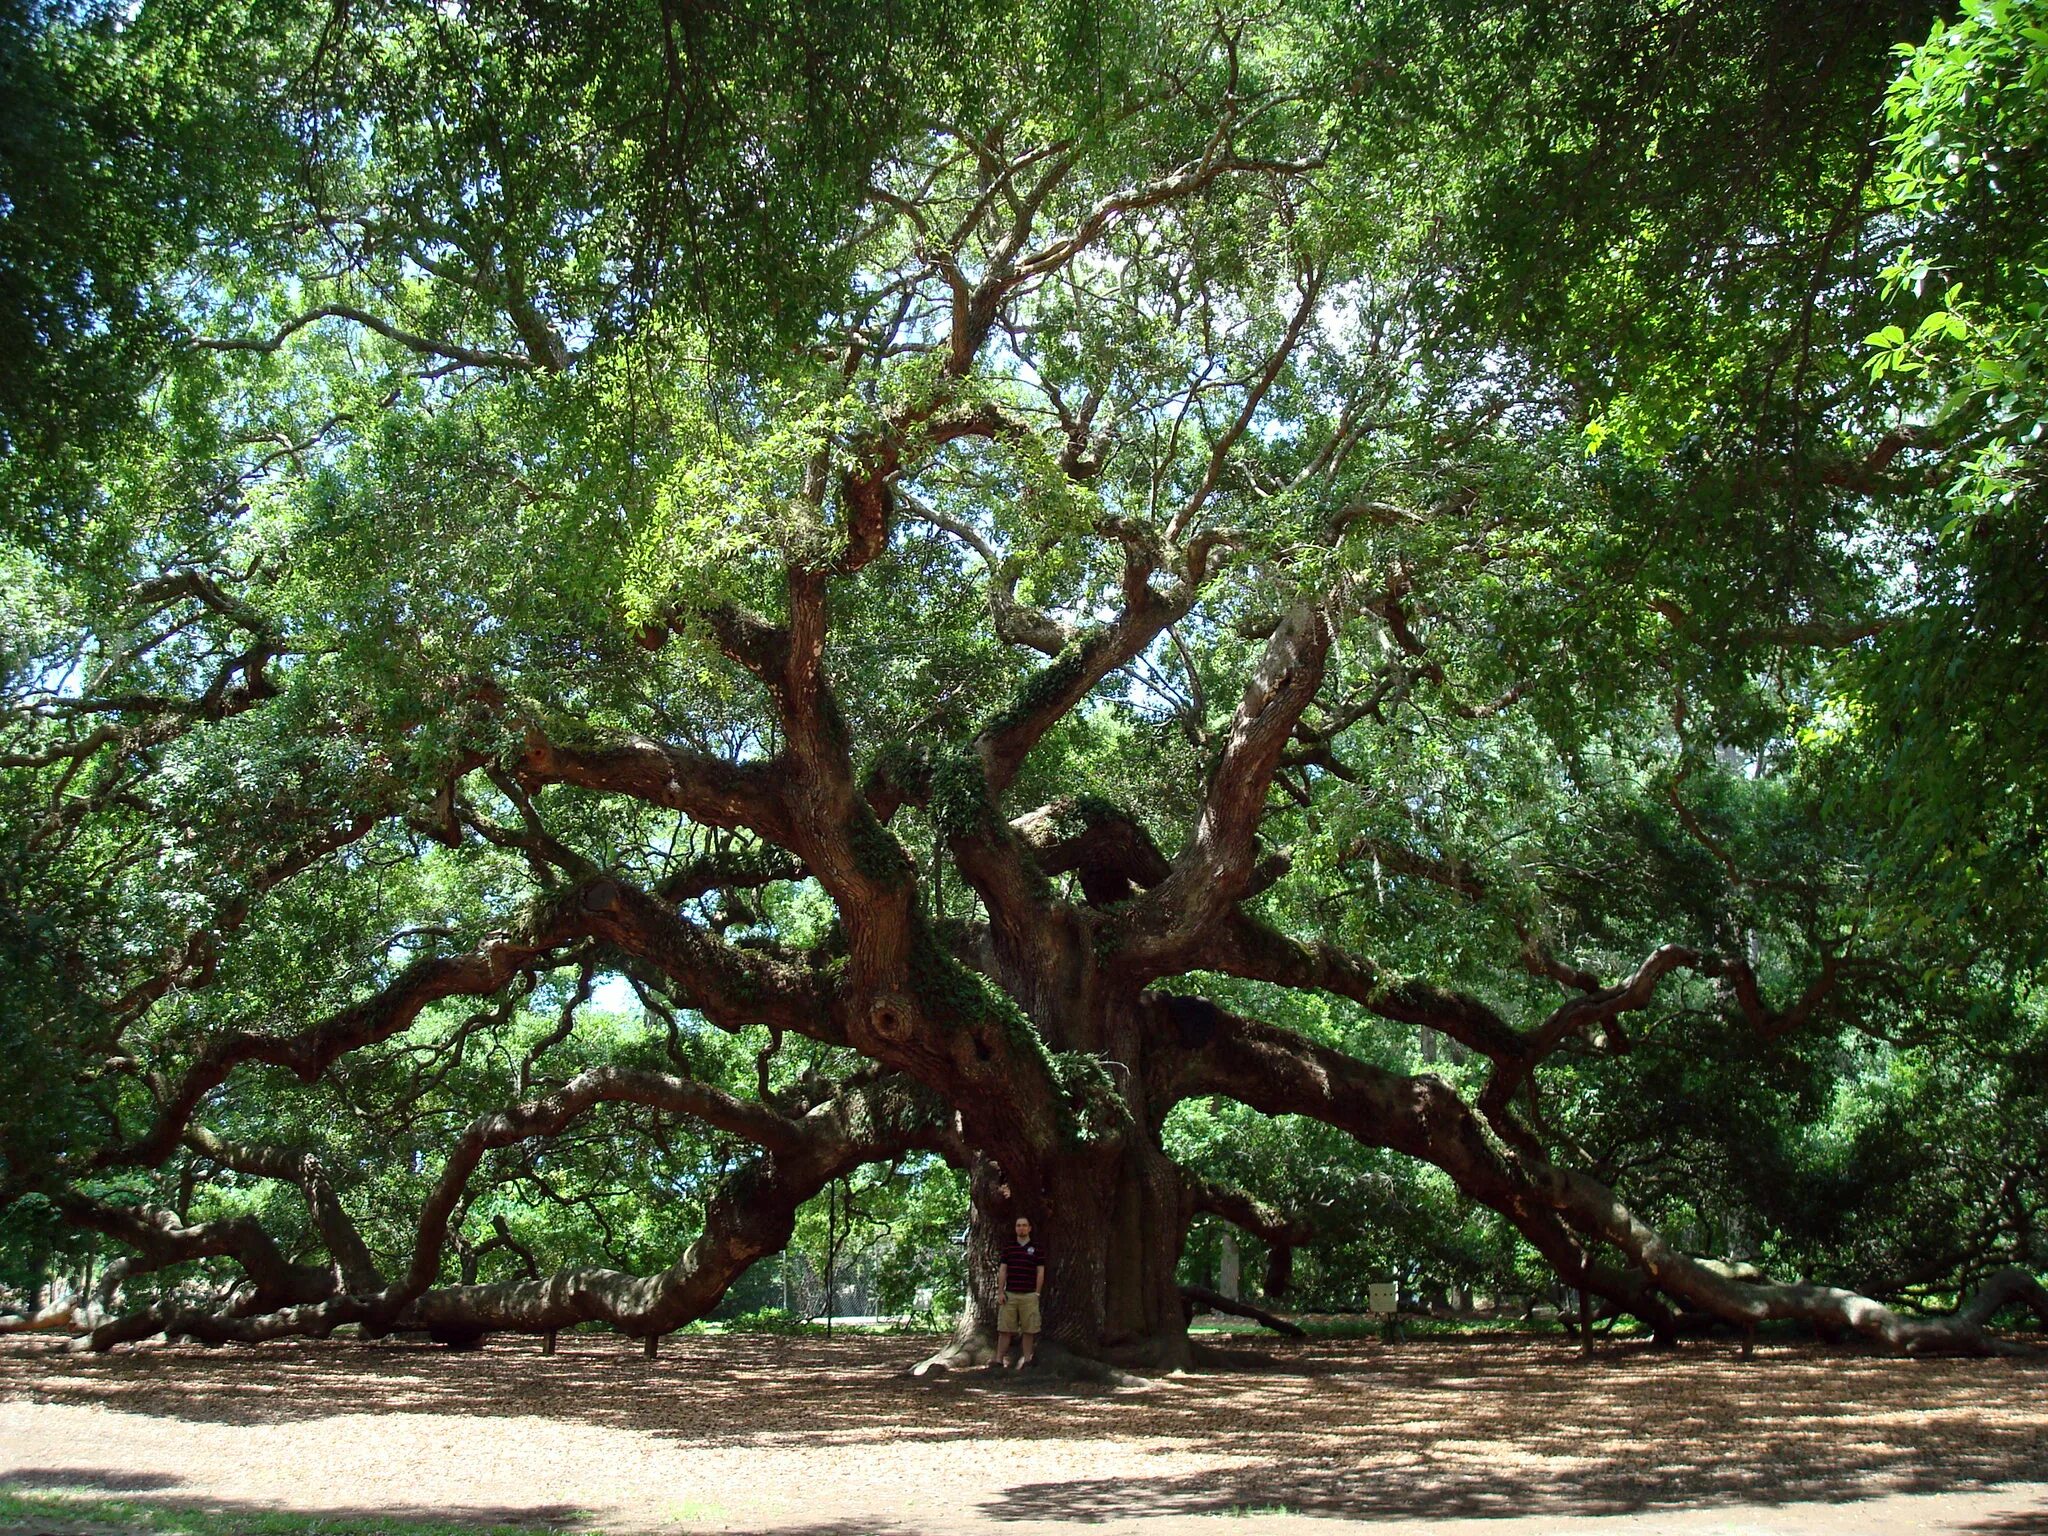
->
xmin=910 ymin=1327 xmax=1164 ymax=1384
xmin=1098 ymin=1330 xmax=1196 ymax=1375
xmin=1023 ymin=1341 xmax=1156 ymax=1385
xmin=909 ymin=1328 xmax=996 ymax=1375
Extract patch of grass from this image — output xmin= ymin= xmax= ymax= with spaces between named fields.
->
xmin=1179 ymin=1309 xmax=1656 ymax=1342
xmin=1293 ymin=1314 xmax=1646 ymax=1340
xmin=0 ymin=1489 xmax=594 ymax=1536
xmin=682 ymin=1308 xmax=944 ymax=1339
xmin=661 ymin=1500 xmax=727 ymax=1524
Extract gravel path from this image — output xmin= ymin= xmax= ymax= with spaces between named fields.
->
xmin=3 ymin=1333 xmax=2046 ymax=1535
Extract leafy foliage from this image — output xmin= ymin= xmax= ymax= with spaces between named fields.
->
xmin=3 ymin=0 xmax=2043 ymax=1344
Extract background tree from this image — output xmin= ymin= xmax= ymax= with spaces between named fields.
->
xmin=3 ymin=0 xmax=2045 ymax=1369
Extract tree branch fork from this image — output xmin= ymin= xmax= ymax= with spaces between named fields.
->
xmin=13 ymin=116 xmax=2037 ymax=1366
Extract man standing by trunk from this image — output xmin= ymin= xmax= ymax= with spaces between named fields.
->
xmin=994 ymin=1215 xmax=1046 ymax=1368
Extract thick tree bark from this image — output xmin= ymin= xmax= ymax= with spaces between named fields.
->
xmin=1048 ymin=1139 xmax=1193 ymax=1364
xmin=922 ymin=1142 xmax=1194 ymax=1373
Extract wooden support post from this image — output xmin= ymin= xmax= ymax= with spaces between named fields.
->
xmin=644 ymin=1332 xmax=659 ymax=1359
xmin=1579 ymin=1285 xmax=1593 ymax=1358
xmin=542 ymin=1330 xmax=557 ymax=1356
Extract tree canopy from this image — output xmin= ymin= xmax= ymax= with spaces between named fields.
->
xmin=3 ymin=0 xmax=2045 ymax=1364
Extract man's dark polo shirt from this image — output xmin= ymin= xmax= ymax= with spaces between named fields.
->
xmin=1001 ymin=1239 xmax=1045 ymax=1293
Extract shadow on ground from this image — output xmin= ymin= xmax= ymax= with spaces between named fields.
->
xmin=0 ymin=1474 xmax=901 ymax=1536
xmin=4 ymin=1333 xmax=2046 ymax=1525
xmin=2 ymin=1469 xmax=182 ymax=1493
xmin=0 ymin=1472 xmax=591 ymax=1534
xmin=1961 ymin=1512 xmax=2048 ymax=1536
xmin=976 ymin=1340 xmax=2048 ymax=1523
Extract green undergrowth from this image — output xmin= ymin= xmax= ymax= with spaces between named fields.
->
xmin=1185 ymin=1313 xmax=1651 ymax=1341
xmin=0 ymin=1490 xmax=596 ymax=1536
xmin=1303 ymin=1316 xmax=1612 ymax=1340
xmin=1205 ymin=1506 xmax=1299 ymax=1520
xmin=683 ymin=1307 xmax=944 ymax=1337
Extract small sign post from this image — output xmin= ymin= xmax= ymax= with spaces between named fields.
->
xmin=1367 ymin=1280 xmax=1401 ymax=1342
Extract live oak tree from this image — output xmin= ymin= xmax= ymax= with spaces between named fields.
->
xmin=4 ymin=0 xmax=2046 ymax=1367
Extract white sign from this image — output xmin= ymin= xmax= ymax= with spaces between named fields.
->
xmin=1367 ymin=1282 xmax=1399 ymax=1317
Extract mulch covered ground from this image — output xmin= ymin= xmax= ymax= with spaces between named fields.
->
xmin=4 ymin=1331 xmax=2047 ymax=1534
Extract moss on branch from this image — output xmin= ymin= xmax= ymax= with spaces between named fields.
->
xmin=845 ymin=805 xmax=913 ymax=886
xmin=929 ymin=754 xmax=1002 ymax=839
xmin=982 ymin=636 xmax=1097 ymax=741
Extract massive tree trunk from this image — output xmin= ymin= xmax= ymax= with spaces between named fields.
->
xmin=937 ymin=1141 xmax=1192 ymax=1371
xmin=1041 ymin=1138 xmax=1191 ymax=1362
xmin=924 ymin=951 xmax=1198 ymax=1371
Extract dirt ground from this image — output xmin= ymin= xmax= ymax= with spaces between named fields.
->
xmin=2 ymin=1331 xmax=2046 ymax=1536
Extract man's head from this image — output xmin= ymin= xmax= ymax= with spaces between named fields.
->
xmin=1014 ymin=1216 xmax=1033 ymax=1242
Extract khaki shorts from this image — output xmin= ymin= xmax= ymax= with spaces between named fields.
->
xmin=996 ymin=1292 xmax=1042 ymax=1334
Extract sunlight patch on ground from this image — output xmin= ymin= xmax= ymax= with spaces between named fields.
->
xmin=4 ymin=1335 xmax=2048 ymax=1535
